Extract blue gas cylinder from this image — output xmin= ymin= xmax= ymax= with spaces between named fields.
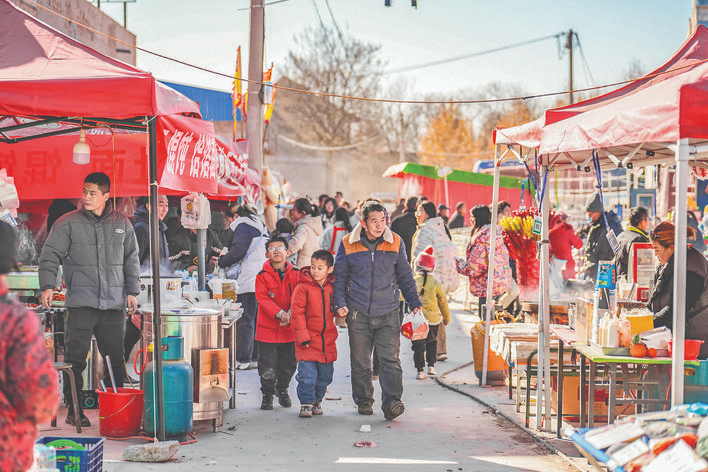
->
xmin=143 ymin=336 xmax=193 ymax=437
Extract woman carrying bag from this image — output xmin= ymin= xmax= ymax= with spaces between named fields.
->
xmin=218 ymin=203 xmax=268 ymax=369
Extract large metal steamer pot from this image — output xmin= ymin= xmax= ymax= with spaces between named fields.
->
xmin=159 ymin=307 xmax=223 ymax=423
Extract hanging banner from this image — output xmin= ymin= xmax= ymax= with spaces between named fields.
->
xmin=157 ymin=114 xmax=219 ymax=194
xmin=0 ymin=132 xmax=149 ymax=200
xmin=214 ymin=136 xmax=249 ymax=196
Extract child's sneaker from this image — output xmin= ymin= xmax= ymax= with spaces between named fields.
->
xmin=311 ymin=402 xmax=323 ymax=415
xmin=427 ymin=366 xmax=437 ymax=376
xmin=299 ymin=404 xmax=313 ymax=418
xmin=416 ymin=370 xmax=426 ymax=380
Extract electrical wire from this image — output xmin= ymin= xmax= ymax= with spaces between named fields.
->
xmin=324 ymin=0 xmax=346 ymax=45
xmin=278 ymin=133 xmax=383 ymax=150
xmin=311 ymin=0 xmax=336 ymax=55
xmin=575 ymin=34 xmax=597 ymax=86
xmin=384 ymin=33 xmax=564 ymax=74
xmin=21 ymin=0 xmax=708 ymax=106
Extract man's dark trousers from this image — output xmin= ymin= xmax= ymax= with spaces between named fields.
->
xmin=63 ymin=307 xmax=125 ymax=402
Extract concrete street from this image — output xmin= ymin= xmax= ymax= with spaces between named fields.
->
xmin=42 ymin=298 xmax=589 ymax=472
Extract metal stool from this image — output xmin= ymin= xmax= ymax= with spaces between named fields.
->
xmin=51 ymin=362 xmax=82 ymax=433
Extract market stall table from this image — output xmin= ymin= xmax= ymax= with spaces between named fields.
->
xmin=572 ymin=342 xmax=701 ymax=428
xmin=550 ymin=325 xmax=578 ymax=438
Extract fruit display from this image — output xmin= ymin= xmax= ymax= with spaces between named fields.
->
xmin=630 ymin=335 xmax=648 ymax=358
xmin=501 ymin=208 xmax=562 ymax=300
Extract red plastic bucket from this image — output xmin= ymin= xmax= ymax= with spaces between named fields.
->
xmin=97 ymin=388 xmax=144 ymax=438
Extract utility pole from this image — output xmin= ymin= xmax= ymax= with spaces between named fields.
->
xmin=247 ymin=0 xmax=265 ymax=176
xmin=566 ymin=29 xmax=574 ymax=104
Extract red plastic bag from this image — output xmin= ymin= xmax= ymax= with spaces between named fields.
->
xmin=401 ymin=310 xmax=429 ymax=341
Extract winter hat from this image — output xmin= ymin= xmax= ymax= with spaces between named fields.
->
xmin=585 ymin=192 xmax=603 ymax=213
xmin=0 ymin=221 xmax=17 ymax=275
xmin=415 ymin=246 xmax=435 ymax=272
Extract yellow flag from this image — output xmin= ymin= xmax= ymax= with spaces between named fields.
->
xmin=232 ymin=46 xmax=242 ymax=138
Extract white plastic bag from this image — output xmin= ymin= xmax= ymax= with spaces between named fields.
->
xmin=401 ymin=310 xmax=429 ymax=341
xmin=0 ymin=169 xmax=19 ymax=217
xmin=181 ymin=193 xmax=211 ymax=229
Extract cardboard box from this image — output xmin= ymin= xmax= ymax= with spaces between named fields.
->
xmin=551 ymin=372 xmax=635 ymax=419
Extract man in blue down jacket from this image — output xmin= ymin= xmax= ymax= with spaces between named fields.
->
xmin=334 ymin=200 xmax=422 ymax=420
xmin=39 ymin=172 xmax=140 ymax=427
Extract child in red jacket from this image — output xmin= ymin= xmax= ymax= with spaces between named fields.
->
xmin=291 ymin=250 xmax=340 ymax=418
xmin=254 ymin=235 xmax=300 ymax=410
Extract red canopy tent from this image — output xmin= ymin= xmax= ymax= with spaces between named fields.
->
xmin=487 ymin=26 xmax=708 ymax=422
xmin=484 ymin=26 xmax=708 ymax=427
xmin=0 ymin=0 xmax=255 ymax=439
xmin=540 ymin=25 xmax=708 ymax=165
xmin=0 ymin=0 xmax=251 ymax=199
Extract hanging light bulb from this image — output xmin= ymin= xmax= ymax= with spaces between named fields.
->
xmin=72 ymin=128 xmax=91 ymax=165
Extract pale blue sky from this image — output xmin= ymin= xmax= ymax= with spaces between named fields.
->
xmin=99 ymin=0 xmax=693 ymax=106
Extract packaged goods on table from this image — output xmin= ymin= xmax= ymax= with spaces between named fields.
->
xmin=566 ymin=403 xmax=708 ymax=472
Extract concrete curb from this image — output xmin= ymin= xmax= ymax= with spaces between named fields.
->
xmin=435 ymin=362 xmax=585 ymax=472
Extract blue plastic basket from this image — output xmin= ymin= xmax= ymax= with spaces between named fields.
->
xmin=35 ymin=436 xmax=104 ymax=472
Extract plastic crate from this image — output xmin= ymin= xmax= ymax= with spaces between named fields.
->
xmin=35 ymin=436 xmax=104 ymax=472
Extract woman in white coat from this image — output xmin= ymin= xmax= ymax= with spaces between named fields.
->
xmin=218 ymin=203 xmax=267 ymax=369
xmin=288 ymin=198 xmax=322 ymax=268
xmin=411 ymin=201 xmax=460 ymax=362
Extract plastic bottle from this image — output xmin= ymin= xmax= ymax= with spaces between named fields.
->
xmin=607 ymin=316 xmax=620 ymax=348
xmin=591 ymin=291 xmax=601 ymax=344
xmin=600 ymin=312 xmax=610 ymax=346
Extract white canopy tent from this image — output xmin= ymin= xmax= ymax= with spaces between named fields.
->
xmin=487 ymin=25 xmax=708 ymax=432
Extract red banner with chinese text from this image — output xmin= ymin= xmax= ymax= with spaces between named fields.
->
xmin=156 ymin=114 xmax=219 ymax=194
xmin=0 ymin=132 xmax=150 ymax=200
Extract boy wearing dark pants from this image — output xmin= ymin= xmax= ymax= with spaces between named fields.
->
xmin=291 ymin=250 xmax=340 ymax=417
xmin=254 ymin=235 xmax=299 ymax=410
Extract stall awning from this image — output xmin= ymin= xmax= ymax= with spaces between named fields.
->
xmin=0 ymin=1 xmax=198 ymax=118
xmin=0 ymin=0 xmax=252 ymax=198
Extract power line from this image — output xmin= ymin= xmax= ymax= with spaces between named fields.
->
xmin=22 ymin=0 xmax=708 ymax=107
xmin=575 ymin=34 xmax=596 ymax=86
xmin=324 ymin=0 xmax=346 ymax=44
xmin=384 ymin=33 xmax=564 ymax=74
xmin=279 ymin=133 xmax=383 ymax=150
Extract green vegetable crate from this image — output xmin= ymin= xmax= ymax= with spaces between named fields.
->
xmin=35 ymin=436 xmax=104 ymax=472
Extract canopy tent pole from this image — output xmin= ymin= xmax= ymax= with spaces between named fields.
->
xmin=148 ymin=117 xmax=166 ymax=441
xmin=482 ymin=145 xmax=502 ymax=386
xmin=540 ymin=162 xmax=552 ymax=432
xmin=672 ymin=138 xmax=689 ymax=406
xmin=197 ymin=229 xmax=206 ymax=290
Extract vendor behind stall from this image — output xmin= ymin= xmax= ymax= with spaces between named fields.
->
xmin=39 ymin=172 xmax=140 ymax=427
xmin=167 ymin=218 xmax=224 ymax=274
xmin=616 ymin=206 xmax=650 ymax=280
xmin=647 ymin=221 xmax=708 ymax=358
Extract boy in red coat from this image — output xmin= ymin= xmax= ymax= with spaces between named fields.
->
xmin=291 ymin=250 xmax=340 ymax=417
xmin=255 ymin=235 xmax=300 ymax=410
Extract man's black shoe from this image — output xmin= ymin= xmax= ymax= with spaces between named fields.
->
xmin=384 ymin=400 xmax=405 ymax=420
xmin=66 ymin=409 xmax=91 ymax=427
xmin=277 ymin=390 xmax=292 ymax=408
xmin=357 ymin=403 xmax=374 ymax=415
xmin=261 ymin=394 xmax=274 ymax=410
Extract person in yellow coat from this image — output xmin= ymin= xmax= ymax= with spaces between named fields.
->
xmin=411 ymin=246 xmax=450 ymax=380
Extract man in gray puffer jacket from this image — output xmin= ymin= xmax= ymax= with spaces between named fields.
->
xmin=39 ymin=172 xmax=140 ymax=427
